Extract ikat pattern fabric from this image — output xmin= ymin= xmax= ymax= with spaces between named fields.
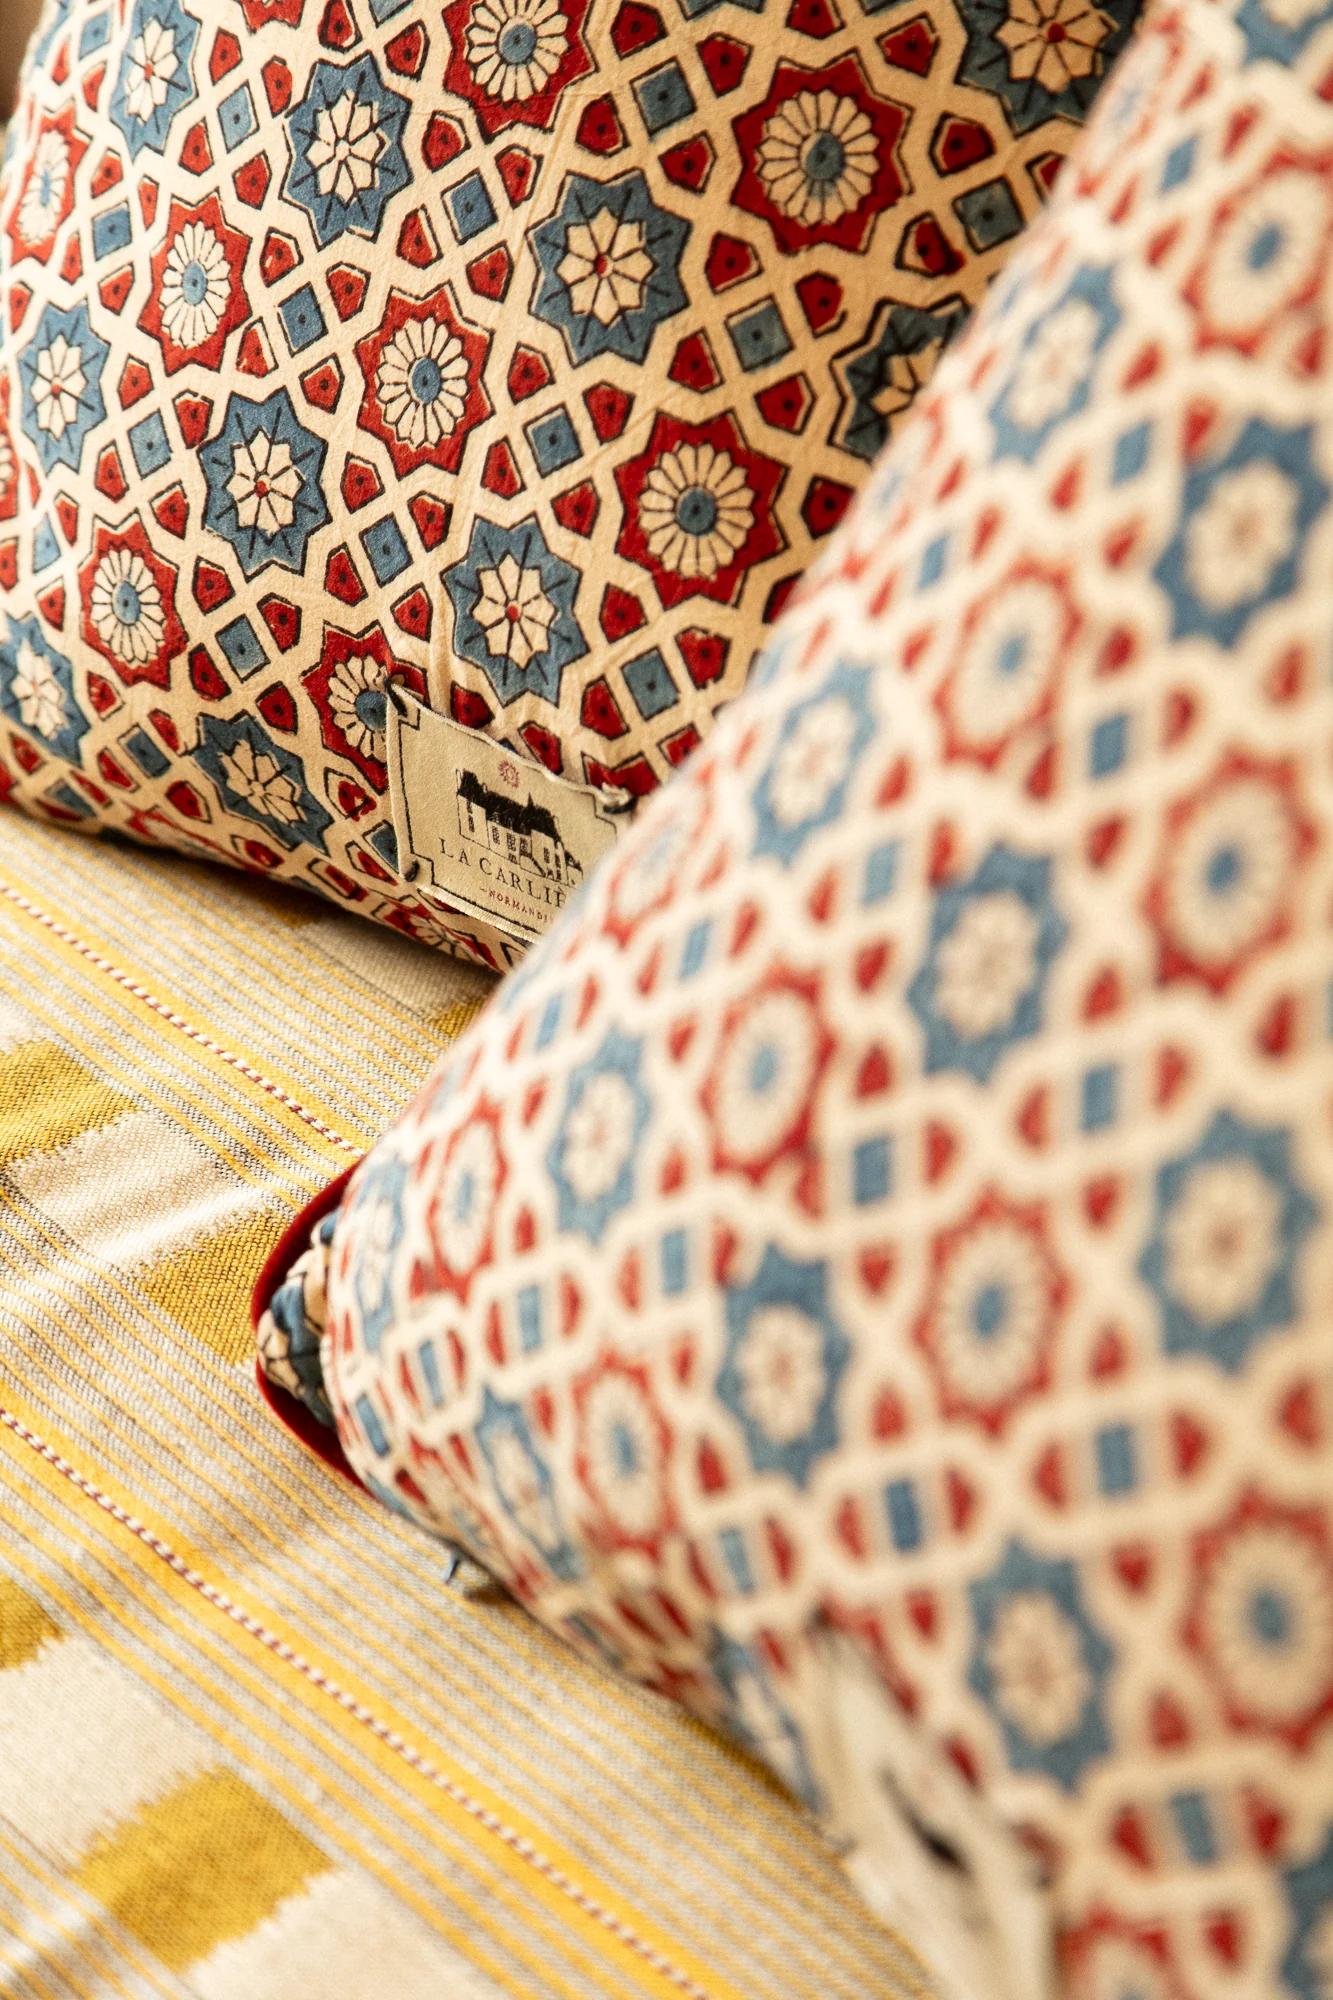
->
xmin=264 ymin=0 xmax=1333 ymax=1991
xmin=0 ymin=0 xmax=1135 ymax=967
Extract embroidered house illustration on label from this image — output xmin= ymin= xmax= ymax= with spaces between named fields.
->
xmin=456 ymin=765 xmax=583 ymax=890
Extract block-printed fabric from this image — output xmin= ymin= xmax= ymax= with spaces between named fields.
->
xmin=275 ymin=0 xmax=1333 ymax=1990
xmin=0 ymin=0 xmax=1134 ymax=965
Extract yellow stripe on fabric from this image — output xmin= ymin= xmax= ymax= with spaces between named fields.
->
xmin=0 ymin=1195 xmax=896 ymax=1997
xmin=0 ymin=1909 xmax=72 ymax=2000
xmin=78 ymin=1769 xmax=329 ymax=1974
xmin=134 ymin=859 xmax=485 ymax=1072
xmin=0 ymin=1815 xmax=190 ymax=2000
xmin=0 ymin=869 xmax=364 ymax=1172
xmin=6 ymin=952 xmax=344 ymax=1202
xmin=0 ymin=1835 xmax=157 ymax=2000
xmin=0 ymin=1288 xmax=680 ymax=2000
xmin=0 ymin=1574 xmax=61 ymax=1670
xmin=0 ymin=1858 xmax=87 ymax=2000
xmin=0 ymin=1397 xmax=749 ymax=2000
xmin=137 ymin=1207 xmax=294 ymax=1364
xmin=0 ymin=1453 xmax=607 ymax=2000
xmin=0 ymin=1039 xmax=134 ymax=1164
xmin=0 ymin=1202 xmax=892 ymax=1997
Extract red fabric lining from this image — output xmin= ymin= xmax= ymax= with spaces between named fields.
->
xmin=250 ymin=1161 xmax=364 ymax=1486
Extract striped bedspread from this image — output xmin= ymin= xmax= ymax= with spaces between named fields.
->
xmin=0 ymin=811 xmax=931 ymax=2000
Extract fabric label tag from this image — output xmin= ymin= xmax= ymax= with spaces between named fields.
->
xmin=386 ymin=694 xmax=625 ymax=945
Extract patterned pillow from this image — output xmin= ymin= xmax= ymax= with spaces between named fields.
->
xmin=0 ymin=0 xmax=1137 ymax=967
xmin=257 ymin=0 xmax=1333 ymax=1994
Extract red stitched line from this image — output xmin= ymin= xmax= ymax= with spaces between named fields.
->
xmin=0 ymin=1405 xmax=714 ymax=2000
xmin=0 ymin=881 xmax=360 ymax=1156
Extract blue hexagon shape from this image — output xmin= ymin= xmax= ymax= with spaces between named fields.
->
xmin=1139 ymin=1108 xmax=1318 ymax=1372
xmin=717 ymin=1243 xmax=849 ymax=1490
xmin=968 ymin=1538 xmax=1114 ymax=1794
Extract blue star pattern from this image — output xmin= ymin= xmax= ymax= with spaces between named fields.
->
xmin=444 ymin=515 xmax=588 ymax=708
xmin=1140 ymin=1110 xmax=1319 ymax=1372
xmin=531 ymin=169 xmax=691 ymax=366
xmin=281 ymin=54 xmax=412 ymax=248
xmin=475 ymin=1387 xmax=578 ymax=1579
xmin=907 ymin=845 xmax=1067 ymax=1083
xmin=967 ymin=1541 xmax=1114 ymax=1792
xmin=751 ymin=659 xmax=876 ymax=866
xmin=955 ymin=0 xmax=1140 ymax=134
xmin=344 ymin=1152 xmax=411 ymax=1358
xmin=717 ymin=1246 xmax=849 ymax=1489
xmin=0 ymin=617 xmax=89 ymax=765
xmin=17 ymin=303 xmax=109 ymax=476
xmin=109 ymin=0 xmax=199 ymax=161
xmin=199 ymin=390 xmax=331 ymax=580
xmin=192 ymin=712 xmax=333 ymax=854
xmin=546 ymin=1027 xmax=650 ymax=1243
xmin=988 ymin=263 xmax=1120 ymax=462
xmin=832 ymin=298 xmax=969 ymax=463
xmin=1154 ymin=419 xmax=1329 ymax=650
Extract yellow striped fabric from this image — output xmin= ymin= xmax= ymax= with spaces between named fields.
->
xmin=0 ymin=813 xmax=935 ymax=2000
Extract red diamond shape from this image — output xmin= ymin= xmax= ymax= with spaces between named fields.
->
xmin=552 ymin=480 xmax=599 ymax=537
xmin=584 ymin=382 xmax=633 ymax=442
xmin=408 ymin=493 xmax=452 ymax=551
xmin=661 ymin=135 xmax=713 ymax=192
xmin=576 ymin=97 xmax=625 ymax=155
xmin=704 ymin=231 xmax=759 ymax=291
xmin=698 ymin=34 xmax=749 ymax=95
